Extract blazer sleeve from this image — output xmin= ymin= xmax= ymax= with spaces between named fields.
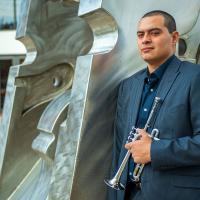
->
xmin=106 ymin=80 xmax=126 ymax=199
xmin=151 ymin=71 xmax=200 ymax=170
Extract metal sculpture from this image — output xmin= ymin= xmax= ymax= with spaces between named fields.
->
xmin=0 ymin=0 xmax=200 ymax=199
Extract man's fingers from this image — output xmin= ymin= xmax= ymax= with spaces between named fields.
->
xmin=125 ymin=139 xmax=140 ymax=149
xmin=136 ymin=128 xmax=148 ymax=135
xmin=125 ymin=142 xmax=131 ymax=150
xmin=133 ymin=157 xmax=142 ymax=164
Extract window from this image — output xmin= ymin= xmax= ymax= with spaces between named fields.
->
xmin=0 ymin=60 xmax=12 ymax=112
xmin=0 ymin=0 xmax=22 ymax=30
xmin=0 ymin=56 xmax=25 ymax=118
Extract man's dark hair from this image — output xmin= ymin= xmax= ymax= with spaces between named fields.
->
xmin=142 ymin=10 xmax=176 ymax=33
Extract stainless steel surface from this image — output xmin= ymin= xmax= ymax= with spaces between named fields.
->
xmin=82 ymin=8 xmax=118 ymax=54
xmin=0 ymin=0 xmax=200 ymax=200
xmin=32 ymin=90 xmax=71 ymax=163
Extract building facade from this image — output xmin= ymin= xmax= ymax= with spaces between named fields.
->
xmin=0 ymin=0 xmax=25 ymax=115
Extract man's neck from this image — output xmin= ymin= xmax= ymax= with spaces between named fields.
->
xmin=147 ymin=54 xmax=174 ymax=74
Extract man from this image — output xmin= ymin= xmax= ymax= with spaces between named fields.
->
xmin=107 ymin=10 xmax=200 ymax=200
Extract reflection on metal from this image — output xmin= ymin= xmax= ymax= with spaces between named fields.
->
xmin=78 ymin=0 xmax=102 ymax=16
xmin=81 ymin=8 xmax=118 ymax=54
xmin=178 ymin=38 xmax=187 ymax=57
xmin=32 ymin=90 xmax=71 ymax=163
xmin=0 ymin=0 xmax=200 ymax=200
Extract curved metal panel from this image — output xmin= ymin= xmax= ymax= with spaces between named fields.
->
xmin=81 ymin=8 xmax=118 ymax=54
xmin=0 ymin=0 xmax=200 ymax=200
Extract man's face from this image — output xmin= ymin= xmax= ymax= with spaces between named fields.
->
xmin=137 ymin=15 xmax=178 ymax=66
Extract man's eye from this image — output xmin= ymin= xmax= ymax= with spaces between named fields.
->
xmin=151 ymin=31 xmax=160 ymax=35
xmin=137 ymin=33 xmax=144 ymax=38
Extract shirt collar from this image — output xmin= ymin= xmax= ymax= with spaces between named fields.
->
xmin=145 ymin=54 xmax=175 ymax=84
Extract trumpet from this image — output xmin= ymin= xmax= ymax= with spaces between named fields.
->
xmin=104 ymin=96 xmax=161 ymax=190
xmin=132 ymin=128 xmax=159 ymax=183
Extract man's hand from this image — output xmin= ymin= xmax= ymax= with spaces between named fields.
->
xmin=125 ymin=129 xmax=152 ymax=164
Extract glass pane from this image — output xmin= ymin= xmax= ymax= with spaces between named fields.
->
xmin=0 ymin=0 xmax=22 ymax=30
xmin=16 ymin=0 xmax=23 ymax=26
xmin=20 ymin=58 xmax=24 ymax=64
xmin=0 ymin=60 xmax=12 ymax=115
xmin=0 ymin=0 xmax=15 ymax=30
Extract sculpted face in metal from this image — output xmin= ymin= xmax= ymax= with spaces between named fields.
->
xmin=137 ymin=15 xmax=179 ymax=72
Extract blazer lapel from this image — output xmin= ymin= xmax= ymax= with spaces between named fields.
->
xmin=152 ymin=56 xmax=181 ymax=127
xmin=126 ymin=70 xmax=146 ymax=142
xmin=118 ymin=70 xmax=146 ymax=186
xmin=129 ymin=77 xmax=145 ymax=128
xmin=156 ymin=56 xmax=181 ymax=105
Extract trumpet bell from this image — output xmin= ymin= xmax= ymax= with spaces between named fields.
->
xmin=104 ymin=179 xmax=125 ymax=190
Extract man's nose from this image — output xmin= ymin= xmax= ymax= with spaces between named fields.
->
xmin=142 ymin=34 xmax=151 ymax=44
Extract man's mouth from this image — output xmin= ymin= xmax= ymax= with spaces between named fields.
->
xmin=141 ymin=47 xmax=154 ymax=53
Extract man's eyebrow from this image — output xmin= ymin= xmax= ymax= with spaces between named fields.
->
xmin=137 ymin=28 xmax=162 ymax=34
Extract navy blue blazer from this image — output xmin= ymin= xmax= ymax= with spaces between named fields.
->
xmin=107 ymin=56 xmax=200 ymax=200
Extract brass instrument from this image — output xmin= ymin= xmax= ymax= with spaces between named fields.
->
xmin=104 ymin=96 xmax=161 ymax=190
xmin=132 ymin=128 xmax=159 ymax=183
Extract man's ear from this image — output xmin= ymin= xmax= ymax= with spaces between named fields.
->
xmin=172 ymin=31 xmax=179 ymax=45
